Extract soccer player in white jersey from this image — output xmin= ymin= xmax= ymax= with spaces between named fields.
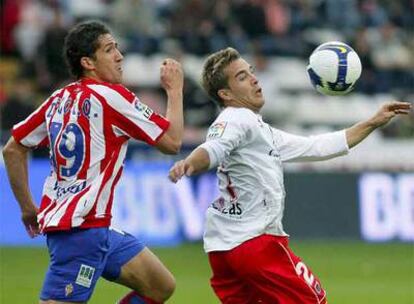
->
xmin=169 ymin=47 xmax=411 ymax=304
xmin=2 ymin=21 xmax=183 ymax=304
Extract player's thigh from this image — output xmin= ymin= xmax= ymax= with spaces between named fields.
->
xmin=115 ymin=248 xmax=175 ymax=301
xmin=39 ymin=300 xmax=86 ymax=304
xmin=242 ymin=235 xmax=327 ymax=304
xmin=208 ymin=251 xmax=258 ymax=304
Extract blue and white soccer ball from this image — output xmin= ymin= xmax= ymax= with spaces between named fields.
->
xmin=307 ymin=41 xmax=362 ymax=96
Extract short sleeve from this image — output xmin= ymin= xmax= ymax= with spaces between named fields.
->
xmin=12 ymin=93 xmax=59 ymax=148
xmin=199 ymin=108 xmax=254 ymax=168
xmin=89 ymin=83 xmax=170 ymax=145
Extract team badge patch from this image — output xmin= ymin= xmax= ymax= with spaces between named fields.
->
xmin=207 ymin=122 xmax=227 ymax=139
xmin=65 ymin=283 xmax=74 ymax=296
xmin=75 ymin=264 xmax=95 ymax=288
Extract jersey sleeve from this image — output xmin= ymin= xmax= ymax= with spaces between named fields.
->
xmin=90 ymin=84 xmax=170 ymax=145
xmin=272 ymin=128 xmax=349 ymax=162
xmin=199 ymin=109 xmax=253 ymax=169
xmin=12 ymin=93 xmax=57 ymax=148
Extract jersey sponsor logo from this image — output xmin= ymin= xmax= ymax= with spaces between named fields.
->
xmin=53 ymin=180 xmax=86 ymax=198
xmin=75 ymin=264 xmax=95 ymax=288
xmin=134 ymin=98 xmax=153 ymax=119
xmin=207 ymin=122 xmax=227 ymax=139
xmin=212 ymin=198 xmax=243 ymax=216
xmin=269 ymin=149 xmax=281 ymax=159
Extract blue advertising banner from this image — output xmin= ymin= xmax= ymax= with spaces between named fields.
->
xmin=0 ymin=160 xmax=219 ymax=246
xmin=1 ymin=160 xmax=413 ymax=246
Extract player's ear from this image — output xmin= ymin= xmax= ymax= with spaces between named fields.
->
xmin=218 ymin=89 xmax=232 ymax=102
xmin=80 ymin=56 xmax=95 ymax=72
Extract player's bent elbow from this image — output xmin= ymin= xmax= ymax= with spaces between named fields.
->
xmin=2 ymin=138 xmax=19 ymax=159
xmin=156 ymin=137 xmax=182 ymax=155
xmin=163 ymin=142 xmax=182 ymax=155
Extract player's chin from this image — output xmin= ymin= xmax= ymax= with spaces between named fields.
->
xmin=113 ymin=73 xmax=123 ymax=84
xmin=256 ymin=97 xmax=265 ymax=108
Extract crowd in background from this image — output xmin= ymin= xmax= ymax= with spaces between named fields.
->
xmin=1 ymin=0 xmax=413 ymax=146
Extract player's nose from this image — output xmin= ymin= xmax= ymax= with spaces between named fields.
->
xmin=115 ymin=49 xmax=123 ymax=61
xmin=252 ymin=76 xmax=258 ymax=86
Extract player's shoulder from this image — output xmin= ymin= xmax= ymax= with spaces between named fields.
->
xmin=218 ymin=107 xmax=257 ymax=124
xmin=206 ymin=107 xmax=256 ymax=140
xmin=104 ymin=82 xmax=135 ymax=101
xmin=82 ymin=79 xmax=136 ymax=104
xmin=49 ymin=85 xmax=68 ymax=98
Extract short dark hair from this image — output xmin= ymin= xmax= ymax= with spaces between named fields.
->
xmin=64 ymin=21 xmax=111 ymax=79
xmin=201 ymin=47 xmax=241 ymax=107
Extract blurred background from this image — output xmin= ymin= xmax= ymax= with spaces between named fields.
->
xmin=0 ymin=0 xmax=413 ymax=303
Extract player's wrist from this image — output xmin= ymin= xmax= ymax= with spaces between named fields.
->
xmin=20 ymin=203 xmax=37 ymax=215
xmin=166 ymin=89 xmax=183 ymax=99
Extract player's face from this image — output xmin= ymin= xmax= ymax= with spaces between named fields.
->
xmin=90 ymin=34 xmax=123 ymax=83
xmin=221 ymin=58 xmax=264 ymax=112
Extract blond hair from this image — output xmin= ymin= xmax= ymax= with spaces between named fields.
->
xmin=201 ymin=47 xmax=241 ymax=106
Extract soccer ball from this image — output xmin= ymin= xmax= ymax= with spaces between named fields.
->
xmin=307 ymin=41 xmax=362 ymax=96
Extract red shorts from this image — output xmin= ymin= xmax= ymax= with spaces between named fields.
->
xmin=208 ymin=234 xmax=327 ymax=304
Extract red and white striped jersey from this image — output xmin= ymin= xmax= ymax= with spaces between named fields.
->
xmin=12 ymin=78 xmax=170 ymax=233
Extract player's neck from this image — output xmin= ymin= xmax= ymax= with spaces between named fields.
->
xmin=225 ymin=102 xmax=261 ymax=113
xmin=82 ymin=72 xmax=105 ymax=83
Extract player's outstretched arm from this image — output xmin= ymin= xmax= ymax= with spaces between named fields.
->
xmin=156 ymin=58 xmax=184 ymax=154
xmin=2 ymin=137 xmax=40 ymax=238
xmin=346 ymin=101 xmax=411 ymax=148
xmin=169 ymin=147 xmax=210 ymax=183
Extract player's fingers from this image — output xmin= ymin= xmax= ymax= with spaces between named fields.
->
xmin=31 ymin=227 xmax=40 ymax=237
xmin=169 ymin=163 xmax=185 ymax=183
xmin=388 ymin=101 xmax=411 ymax=111
xmin=25 ymin=224 xmax=36 ymax=238
xmin=394 ymin=109 xmax=410 ymax=114
xmin=168 ymin=166 xmax=178 ymax=182
xmin=178 ymin=162 xmax=188 ymax=178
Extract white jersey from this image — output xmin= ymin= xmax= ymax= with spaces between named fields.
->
xmin=200 ymin=107 xmax=349 ymax=252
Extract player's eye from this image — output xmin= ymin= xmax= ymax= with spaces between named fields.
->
xmin=105 ymin=45 xmax=114 ymax=53
xmin=237 ymin=73 xmax=247 ymax=81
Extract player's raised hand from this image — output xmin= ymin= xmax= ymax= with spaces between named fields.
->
xmin=21 ymin=206 xmax=40 ymax=238
xmin=370 ymin=101 xmax=412 ymax=128
xmin=168 ymin=160 xmax=195 ymax=183
xmin=160 ymin=58 xmax=184 ymax=92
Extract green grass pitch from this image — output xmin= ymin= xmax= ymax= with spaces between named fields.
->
xmin=0 ymin=241 xmax=413 ymax=303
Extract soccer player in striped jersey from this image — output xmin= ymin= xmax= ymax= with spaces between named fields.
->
xmin=2 ymin=21 xmax=183 ymax=304
xmin=169 ymin=47 xmax=411 ymax=304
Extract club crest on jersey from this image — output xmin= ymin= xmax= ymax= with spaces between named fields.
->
xmin=134 ymin=98 xmax=153 ymax=119
xmin=207 ymin=122 xmax=227 ymax=139
xmin=65 ymin=283 xmax=74 ymax=296
xmin=75 ymin=264 xmax=95 ymax=288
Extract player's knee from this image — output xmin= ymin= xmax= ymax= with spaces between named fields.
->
xmin=157 ymin=274 xmax=176 ymax=301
